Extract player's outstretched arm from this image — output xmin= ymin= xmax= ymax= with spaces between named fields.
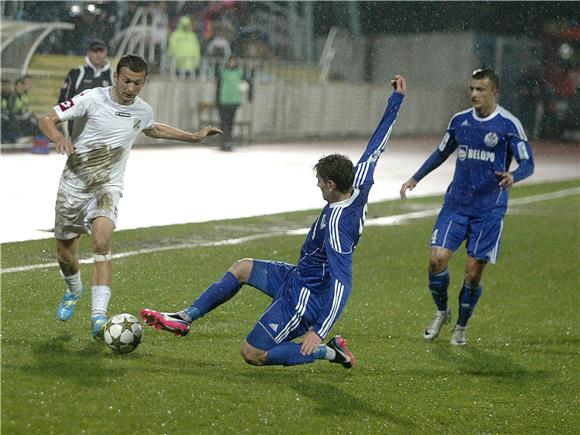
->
xmin=38 ymin=110 xmax=75 ymax=155
xmin=400 ymin=178 xmax=418 ymax=200
xmin=143 ymin=123 xmax=223 ymax=143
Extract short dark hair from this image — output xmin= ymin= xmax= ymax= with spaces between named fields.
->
xmin=314 ymin=154 xmax=355 ymax=193
xmin=116 ymin=54 xmax=148 ymax=76
xmin=472 ymin=68 xmax=499 ymax=89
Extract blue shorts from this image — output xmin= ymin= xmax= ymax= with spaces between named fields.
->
xmin=245 ymin=260 xmax=313 ymax=351
xmin=430 ymin=207 xmax=504 ymax=264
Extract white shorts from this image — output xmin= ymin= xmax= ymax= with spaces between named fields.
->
xmin=54 ymin=188 xmax=122 ymax=240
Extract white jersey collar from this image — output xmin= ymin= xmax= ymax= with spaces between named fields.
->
xmin=329 ymin=188 xmax=359 ymax=209
xmin=472 ymin=105 xmax=500 ymax=122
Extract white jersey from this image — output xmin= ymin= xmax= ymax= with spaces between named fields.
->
xmin=54 ymin=86 xmax=155 ymax=194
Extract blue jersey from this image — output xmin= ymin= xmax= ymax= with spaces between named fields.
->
xmin=413 ymin=106 xmax=534 ymax=215
xmin=295 ymin=92 xmax=404 ymax=339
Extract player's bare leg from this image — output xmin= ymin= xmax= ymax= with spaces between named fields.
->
xmin=56 ymin=236 xmax=83 ymax=321
xmin=424 ymin=247 xmax=454 ymax=340
xmin=90 ymin=216 xmax=115 ymax=338
xmin=241 ymin=340 xmax=268 ymax=366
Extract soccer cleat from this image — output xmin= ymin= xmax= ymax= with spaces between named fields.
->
xmin=91 ymin=314 xmax=107 ymax=340
xmin=56 ymin=291 xmax=82 ymax=321
xmin=140 ymin=308 xmax=190 ymax=337
xmin=423 ymin=308 xmax=451 ymax=340
xmin=326 ymin=335 xmax=356 ymax=369
xmin=450 ymin=325 xmax=467 ymax=346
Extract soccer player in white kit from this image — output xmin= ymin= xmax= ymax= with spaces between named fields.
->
xmin=39 ymin=54 xmax=222 ymax=339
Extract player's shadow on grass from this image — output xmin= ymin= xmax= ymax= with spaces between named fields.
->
xmin=13 ymin=334 xmax=129 ymax=386
xmin=431 ymin=345 xmax=551 ymax=381
xmin=243 ymin=370 xmax=415 ymax=429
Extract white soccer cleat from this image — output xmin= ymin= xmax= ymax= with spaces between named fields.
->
xmin=423 ymin=308 xmax=451 ymax=340
xmin=450 ymin=325 xmax=467 ymax=346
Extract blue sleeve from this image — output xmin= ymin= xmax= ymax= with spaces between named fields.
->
xmin=508 ymin=135 xmax=534 ymax=183
xmin=412 ymin=129 xmax=458 ymax=182
xmin=314 ymin=220 xmax=354 ymax=339
xmin=353 ymin=92 xmax=404 ymax=188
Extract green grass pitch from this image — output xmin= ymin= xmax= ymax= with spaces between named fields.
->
xmin=1 ymin=179 xmax=578 ymax=434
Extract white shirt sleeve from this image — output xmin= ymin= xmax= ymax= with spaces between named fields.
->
xmin=53 ymin=89 xmax=95 ymax=122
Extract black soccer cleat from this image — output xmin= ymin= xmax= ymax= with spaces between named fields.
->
xmin=327 ymin=335 xmax=356 ymax=369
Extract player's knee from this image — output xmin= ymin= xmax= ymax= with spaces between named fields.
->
xmin=91 ymin=235 xmax=111 ymax=254
xmin=240 ymin=342 xmax=266 ymax=366
xmin=429 ymin=255 xmax=448 ymax=273
xmin=230 ymin=258 xmax=253 ymax=283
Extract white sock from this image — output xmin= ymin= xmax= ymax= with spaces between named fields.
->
xmin=91 ymin=285 xmax=111 ymax=316
xmin=61 ymin=270 xmax=82 ymax=295
xmin=325 ymin=346 xmax=336 ymax=361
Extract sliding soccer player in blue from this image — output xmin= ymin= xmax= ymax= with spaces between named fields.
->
xmin=141 ymin=75 xmax=407 ymax=368
xmin=400 ymin=68 xmax=534 ymax=345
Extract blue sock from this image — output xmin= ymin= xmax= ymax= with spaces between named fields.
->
xmin=428 ymin=269 xmax=450 ymax=311
xmin=184 ymin=272 xmax=242 ymax=320
xmin=265 ymin=342 xmax=318 ymax=366
xmin=457 ymin=282 xmax=483 ymax=327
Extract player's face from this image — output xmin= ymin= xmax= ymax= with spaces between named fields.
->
xmin=469 ymin=77 xmax=498 ymax=116
xmin=88 ymin=48 xmax=107 ymax=69
xmin=114 ymin=67 xmax=147 ymax=105
xmin=317 ymin=175 xmax=333 ymax=202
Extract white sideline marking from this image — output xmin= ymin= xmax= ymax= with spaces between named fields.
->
xmin=2 ymin=187 xmax=578 ymax=275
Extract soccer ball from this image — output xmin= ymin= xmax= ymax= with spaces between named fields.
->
xmin=103 ymin=313 xmax=143 ymax=354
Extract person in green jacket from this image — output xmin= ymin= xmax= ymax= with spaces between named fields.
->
xmin=216 ymin=55 xmax=252 ymax=151
xmin=168 ymin=16 xmax=201 ymax=78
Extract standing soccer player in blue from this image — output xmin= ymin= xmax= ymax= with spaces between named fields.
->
xmin=141 ymin=75 xmax=407 ymax=368
xmin=400 ymin=68 xmax=534 ymax=345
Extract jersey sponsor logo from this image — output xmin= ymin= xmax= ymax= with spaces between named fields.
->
xmin=115 ymin=111 xmax=131 ymax=118
xmin=269 ymin=323 xmax=279 ymax=332
xmin=458 ymin=145 xmax=495 ymax=162
xmin=59 ymin=100 xmax=74 ymax=111
xmin=484 ymin=132 xmax=499 ymax=148
xmin=438 ymin=132 xmax=450 ymax=151
xmin=133 ymin=119 xmax=142 ymax=130
xmin=468 ymin=148 xmax=495 ymax=162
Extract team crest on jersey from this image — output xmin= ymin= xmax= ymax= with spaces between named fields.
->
xmin=59 ymin=100 xmax=74 ymax=111
xmin=484 ymin=132 xmax=499 ymax=148
xmin=133 ymin=119 xmax=141 ymax=130
xmin=458 ymin=145 xmax=468 ymax=161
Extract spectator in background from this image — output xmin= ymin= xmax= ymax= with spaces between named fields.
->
xmin=9 ymin=77 xmax=39 ymax=141
xmin=241 ymin=29 xmax=273 ymax=62
xmin=1 ymin=79 xmax=16 ymax=143
xmin=206 ymin=27 xmax=232 ymax=62
xmin=59 ymin=38 xmax=114 ymax=138
xmin=216 ymin=55 xmax=252 ymax=152
xmin=168 ymin=16 xmax=201 ymax=78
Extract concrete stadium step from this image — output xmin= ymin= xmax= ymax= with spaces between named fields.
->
xmin=27 ymin=55 xmax=84 ymax=115
xmin=28 ymin=54 xmax=84 ymax=73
